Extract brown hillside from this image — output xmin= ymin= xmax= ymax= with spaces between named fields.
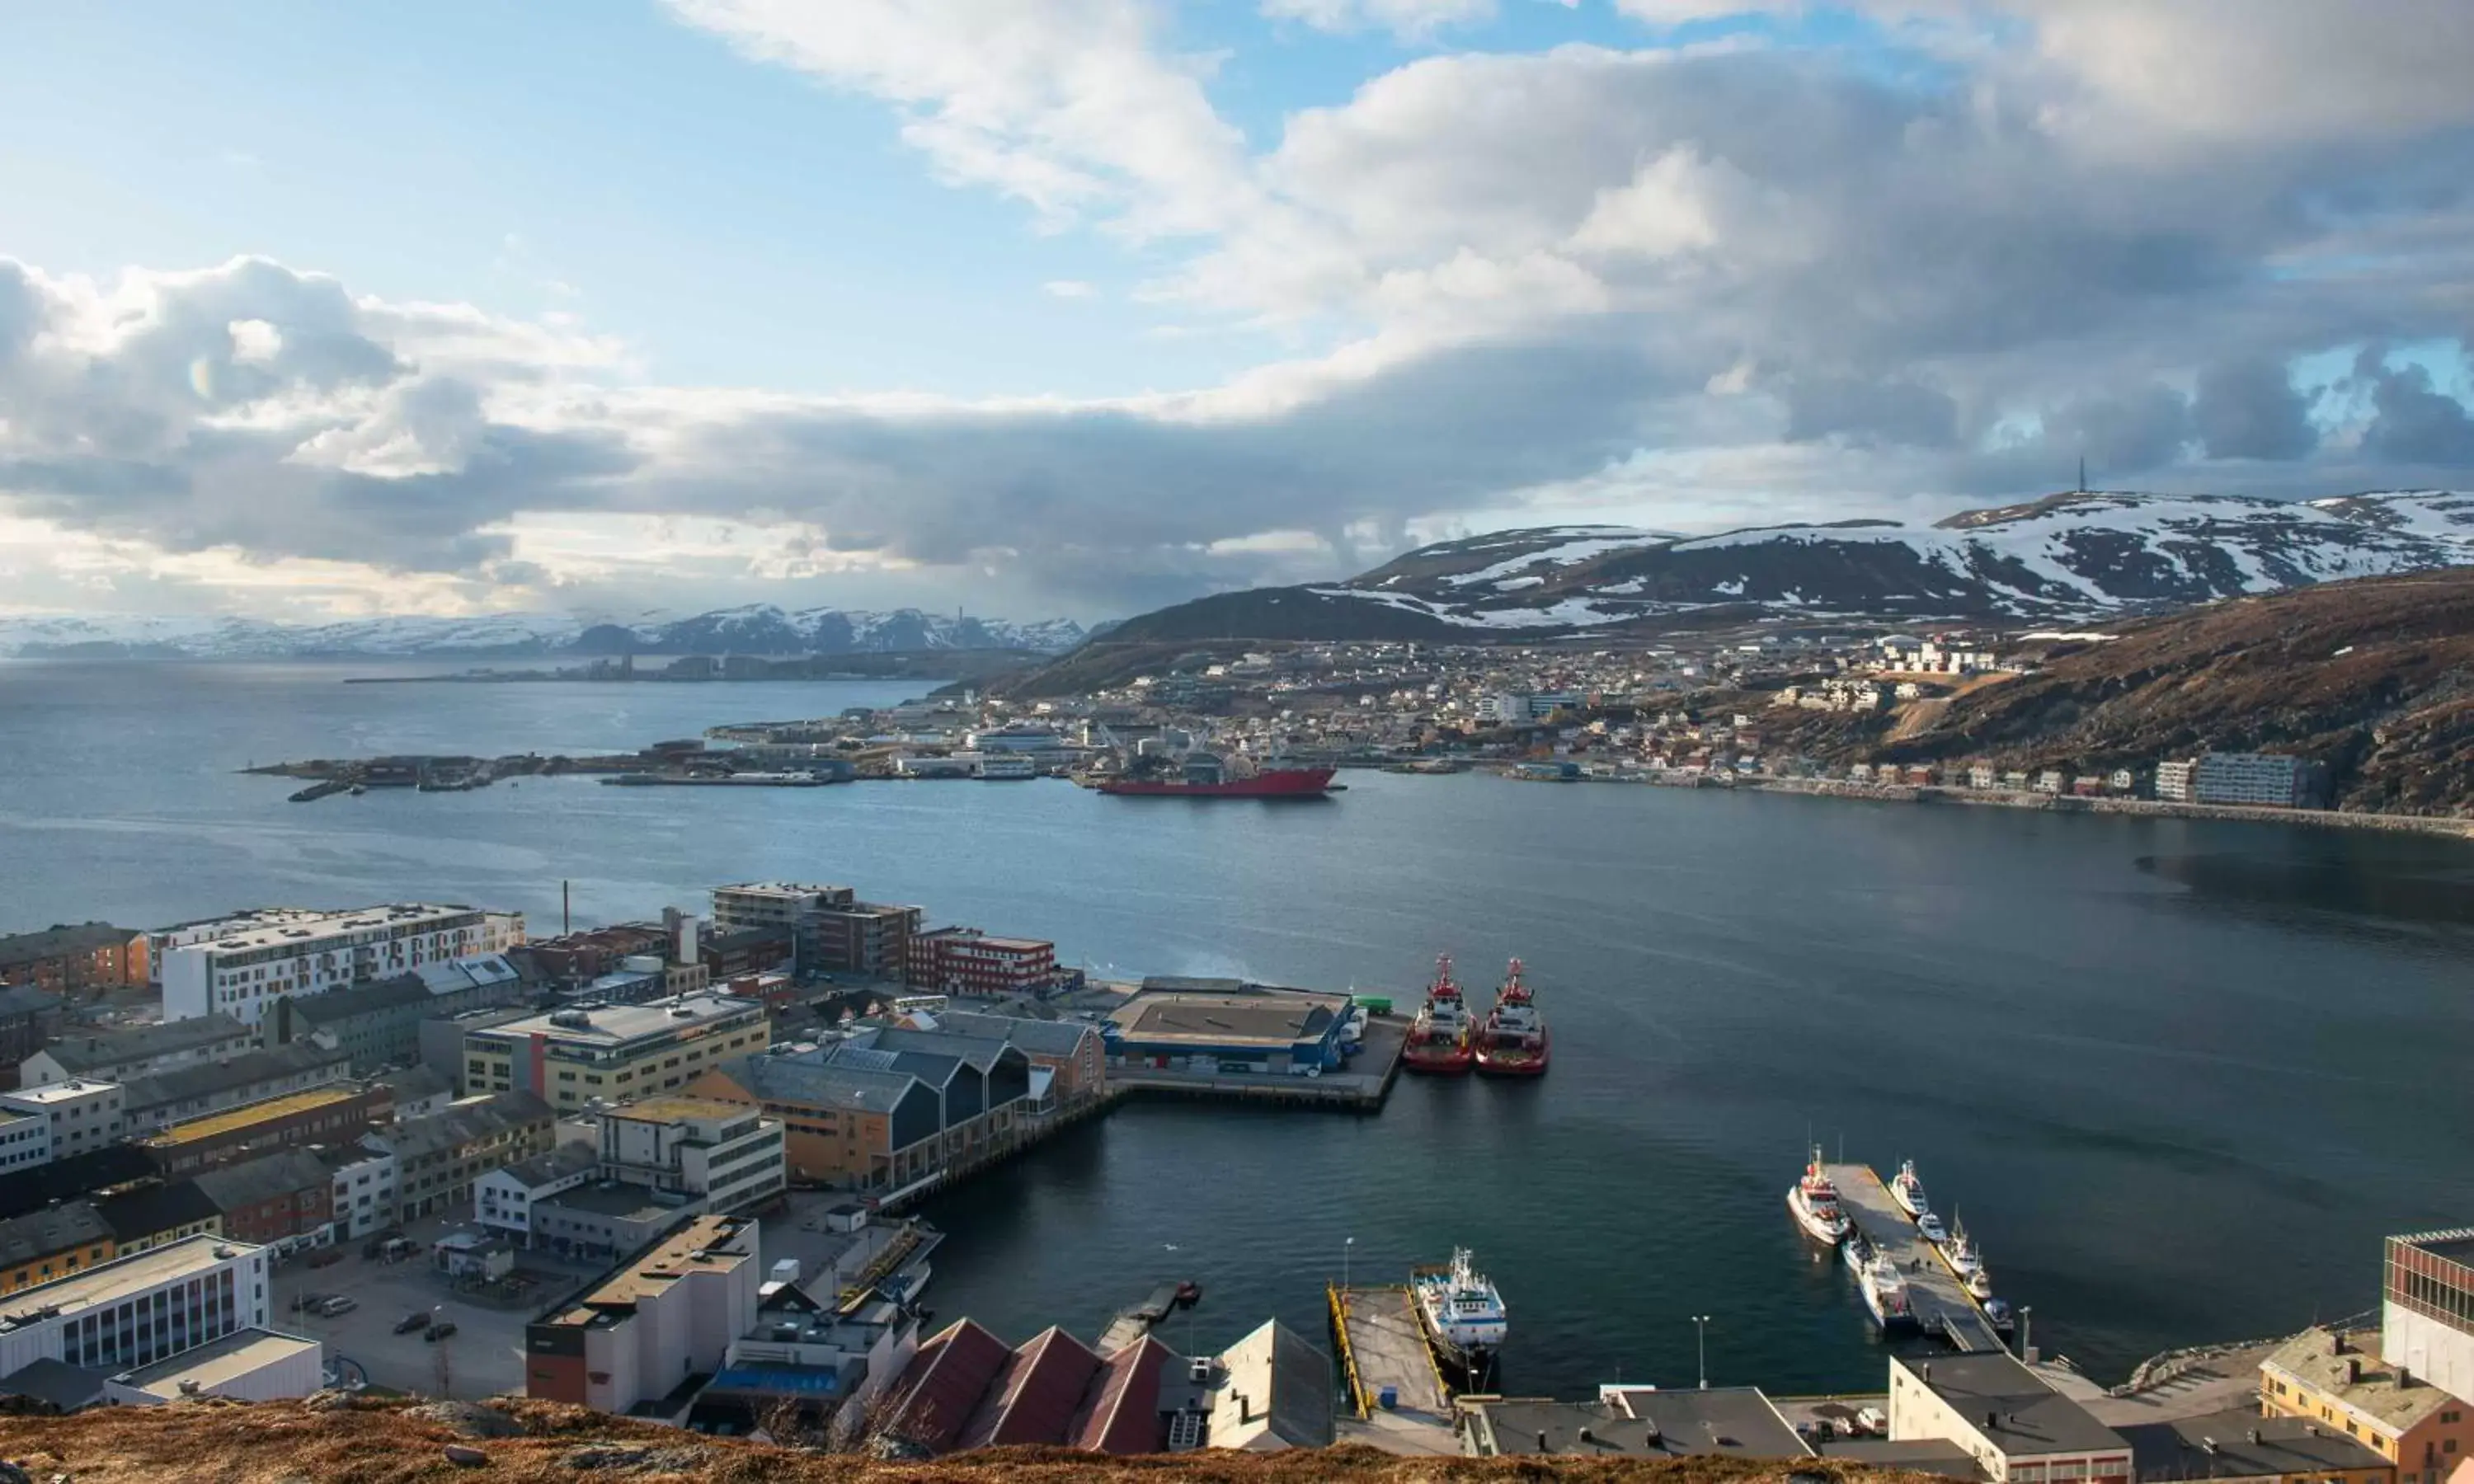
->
xmin=1762 ymin=569 xmax=2474 ymax=814
xmin=0 ymin=1396 xmax=1918 ymax=1484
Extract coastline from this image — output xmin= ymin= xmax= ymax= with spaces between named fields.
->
xmin=1729 ymin=774 xmax=2474 ymax=839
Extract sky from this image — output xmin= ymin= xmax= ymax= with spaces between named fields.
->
xmin=3 ymin=0 xmax=2473 ymax=626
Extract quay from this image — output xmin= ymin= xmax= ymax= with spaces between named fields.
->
xmin=1098 ymin=1283 xmax=1192 ymax=1354
xmin=1827 ymin=1162 xmax=2006 ymax=1354
xmin=1329 ymin=1283 xmax=1452 ymax=1422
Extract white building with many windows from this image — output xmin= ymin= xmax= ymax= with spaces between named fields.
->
xmin=159 ymin=904 xmax=524 ymax=1026
xmin=0 ymin=1109 xmax=49 ymax=1172
xmin=0 ymin=1079 xmax=122 ymax=1161
xmin=0 ymin=1236 xmax=275 ymax=1402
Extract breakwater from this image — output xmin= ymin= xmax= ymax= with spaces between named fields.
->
xmin=1735 ymin=775 xmax=2474 ymax=839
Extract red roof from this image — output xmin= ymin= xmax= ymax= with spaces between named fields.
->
xmin=890 ymin=1318 xmax=1011 ymax=1453
xmin=1071 ymin=1335 xmax=1174 ymax=1454
xmin=956 ymin=1326 xmax=1101 ymax=1452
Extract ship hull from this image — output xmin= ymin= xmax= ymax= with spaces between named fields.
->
xmin=1787 ymin=1190 xmax=1851 ymax=1245
xmin=1472 ymin=1035 xmax=1549 ymax=1075
xmin=1097 ymin=768 xmax=1336 ymax=797
xmin=1401 ymin=1039 xmax=1475 ymax=1073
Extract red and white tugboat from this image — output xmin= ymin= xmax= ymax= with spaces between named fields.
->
xmin=1473 ymin=958 xmax=1550 ymax=1076
xmin=1401 ymin=955 xmax=1475 ymax=1073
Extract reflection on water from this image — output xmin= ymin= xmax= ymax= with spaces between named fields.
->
xmin=2141 ymin=848 xmax=2474 ymax=928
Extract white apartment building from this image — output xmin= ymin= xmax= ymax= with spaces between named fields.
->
xmin=0 ymin=1079 xmax=122 ymax=1161
xmin=0 ymin=1237 xmax=274 ymax=1393
xmin=159 ymin=904 xmax=524 ymax=1026
xmin=2154 ymin=758 xmax=2196 ymax=803
xmin=319 ymin=1146 xmax=399 ymax=1241
xmin=0 ymin=1109 xmax=49 ymax=1172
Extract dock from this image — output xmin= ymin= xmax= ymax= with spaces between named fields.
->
xmin=1328 ymin=1284 xmax=1451 ymax=1422
xmin=1097 ymin=1283 xmax=1191 ymax=1354
xmin=1826 ymin=1163 xmax=2006 ymax=1354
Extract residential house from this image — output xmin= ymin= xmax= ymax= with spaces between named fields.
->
xmin=0 ymin=1201 xmax=116 ymax=1294
xmin=18 ymin=1013 xmax=254 ymax=1089
xmin=0 ymin=923 xmax=145 ymax=996
xmin=192 ymin=1148 xmax=336 ymax=1250
xmin=361 ymin=1090 xmax=554 ymax=1222
xmin=119 ymin=1042 xmax=353 ymax=1134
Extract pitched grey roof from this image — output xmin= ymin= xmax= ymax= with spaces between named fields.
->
xmin=2119 ymin=1408 xmax=2397 ymax=1480
xmin=721 ymin=1053 xmax=920 ymax=1115
xmin=0 ymin=1357 xmax=111 ymax=1411
xmin=933 ymin=1011 xmax=1096 ymax=1058
xmin=192 ymin=1148 xmax=334 ymax=1213
xmin=120 ymin=1042 xmax=350 ymax=1113
xmin=289 ymin=976 xmax=439 ymax=1023
xmin=0 ymin=923 xmax=131 ymax=972
xmin=0 ymin=1200 xmax=113 ymax=1266
xmin=37 ymin=1013 xmax=252 ymax=1075
xmin=368 ymin=1091 xmax=552 ymax=1161
xmin=863 ymin=1025 xmax=1025 ymax=1073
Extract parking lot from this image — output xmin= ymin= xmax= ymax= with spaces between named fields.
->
xmin=269 ymin=1221 xmax=607 ymax=1398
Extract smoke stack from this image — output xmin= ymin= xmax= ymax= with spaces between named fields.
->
xmin=2345 ymin=1358 xmax=2361 ymax=1384
xmin=2396 ymin=1365 xmax=2412 ymax=1389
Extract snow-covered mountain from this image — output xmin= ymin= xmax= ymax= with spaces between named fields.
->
xmin=1103 ymin=491 xmax=2474 ymax=641
xmin=0 ymin=605 xmax=1094 ymax=660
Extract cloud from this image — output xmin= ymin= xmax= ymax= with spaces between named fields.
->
xmin=1041 ymin=279 xmax=1098 ymax=299
xmin=10 ymin=2 xmax=2474 ymax=624
xmin=1260 ymin=0 xmax=1497 ymax=41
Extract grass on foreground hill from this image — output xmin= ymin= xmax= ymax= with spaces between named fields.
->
xmin=0 ymin=1395 xmax=1921 ymax=1484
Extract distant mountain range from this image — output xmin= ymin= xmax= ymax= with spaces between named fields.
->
xmin=0 ymin=605 xmax=1097 ymax=660
xmin=1098 ymin=491 xmax=2474 ymax=642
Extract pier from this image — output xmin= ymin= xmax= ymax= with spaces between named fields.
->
xmin=1827 ymin=1163 xmax=2006 ymax=1354
xmin=1098 ymin=1283 xmax=1191 ymax=1354
xmin=1328 ymin=1284 xmax=1452 ymax=1422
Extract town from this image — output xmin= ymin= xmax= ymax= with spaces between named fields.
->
xmin=261 ymin=630 xmax=2338 ymax=821
xmin=1 ymin=897 xmax=2467 ymax=1477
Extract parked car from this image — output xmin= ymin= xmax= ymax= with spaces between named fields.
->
xmin=426 ymin=1321 xmax=458 ymax=1342
xmin=289 ymin=1293 xmax=332 ymax=1313
xmin=307 ymin=1247 xmax=346 ymax=1268
xmin=393 ymin=1313 xmax=432 ymax=1335
xmin=318 ymin=1296 xmax=358 ymax=1317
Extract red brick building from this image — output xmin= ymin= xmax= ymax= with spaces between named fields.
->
xmin=192 ymin=1148 xmax=336 ymax=1245
xmin=904 ymin=929 xmax=1057 ymax=997
xmin=0 ymin=923 xmax=147 ymax=995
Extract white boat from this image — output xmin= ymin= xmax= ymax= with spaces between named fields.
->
xmin=1786 ymin=1145 xmax=1852 ymax=1244
xmin=1985 ymin=1297 xmax=2016 ymax=1335
xmin=1917 ymin=1211 xmax=1948 ymax=1245
xmin=1945 ymin=1220 xmax=1982 ymax=1277
xmin=1860 ymin=1256 xmax=1915 ymax=1330
xmin=1967 ymin=1266 xmax=1995 ymax=1301
xmin=1891 ymin=1159 xmax=1931 ymax=1219
xmin=1841 ymin=1230 xmax=1875 ymax=1274
xmin=1412 ymin=1248 xmax=1508 ymax=1374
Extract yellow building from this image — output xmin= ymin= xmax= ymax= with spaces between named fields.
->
xmin=2262 ymin=1328 xmax=2474 ymax=1484
xmin=463 ymin=993 xmax=769 ymax=1113
xmin=0 ymin=1201 xmax=116 ymax=1294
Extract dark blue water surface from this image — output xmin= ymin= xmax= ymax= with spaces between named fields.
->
xmin=2 ymin=660 xmax=2469 ymax=1397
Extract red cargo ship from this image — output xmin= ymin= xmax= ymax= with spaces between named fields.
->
xmin=1097 ymin=753 xmax=1335 ymax=797
xmin=1473 ymin=957 xmax=1549 ymax=1076
xmin=1401 ymin=954 xmax=1476 ymax=1073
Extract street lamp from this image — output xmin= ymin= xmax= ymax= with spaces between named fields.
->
xmin=1343 ymin=1237 xmax=1355 ymax=1295
xmin=2019 ymin=1305 xmax=2034 ymax=1358
xmin=1691 ymin=1315 xmax=1713 ymax=1389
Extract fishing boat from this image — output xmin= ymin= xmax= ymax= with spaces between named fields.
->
xmin=1411 ymin=1247 xmax=1508 ymax=1382
xmin=1786 ymin=1145 xmax=1852 ymax=1244
xmin=1860 ymin=1256 xmax=1916 ymax=1331
xmin=1945 ymin=1220 xmax=1982 ymax=1278
xmin=1891 ymin=1159 xmax=1931 ymax=1219
xmin=1401 ymin=956 xmax=1476 ymax=1073
xmin=1841 ymin=1229 xmax=1876 ymax=1274
xmin=1967 ymin=1266 xmax=1996 ymax=1301
xmin=1917 ymin=1211 xmax=1948 ymax=1245
xmin=1472 ymin=958 xmax=1549 ymax=1076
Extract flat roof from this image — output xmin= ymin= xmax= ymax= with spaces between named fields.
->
xmin=145 ymin=1085 xmax=365 ymax=1147
xmin=0 ymin=1236 xmax=259 ymax=1329
xmin=172 ymin=903 xmax=487 ymax=956
xmin=2119 ymin=1407 xmax=2397 ymax=1480
xmin=2395 ymin=1228 xmax=2474 ymax=1267
xmin=546 ymin=1215 xmax=759 ymax=1326
xmin=479 ymin=993 xmax=760 ymax=1048
xmin=2 ymin=1079 xmax=119 ymax=1105
xmin=111 ymin=1327 xmax=320 ymax=1400
xmin=1111 ymin=993 xmax=1343 ymax=1048
xmin=543 ymin=1183 xmax=679 ymax=1221
xmin=610 ymin=1096 xmax=745 ymax=1125
xmin=1897 ymin=1354 xmax=2128 ymax=1458
xmin=1603 ymin=1387 xmax=1812 ymax=1458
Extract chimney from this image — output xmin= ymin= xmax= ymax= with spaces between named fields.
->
xmin=2396 ymin=1366 xmax=2413 ymax=1389
xmin=2346 ymin=1358 xmax=2361 ymax=1384
xmin=1236 ymin=1394 xmax=1252 ymax=1425
xmin=2331 ymin=1333 xmax=2346 ymax=1356
xmin=1536 ymin=1430 xmax=1550 ymax=1453
xmin=2247 ymin=1430 xmax=2260 ymax=1445
xmin=1987 ymin=1411 xmax=2001 ymax=1430
xmin=1579 ymin=1427 xmax=1598 ymax=1445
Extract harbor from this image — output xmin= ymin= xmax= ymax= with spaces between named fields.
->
xmin=1827 ymin=1162 xmax=2009 ymax=1355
